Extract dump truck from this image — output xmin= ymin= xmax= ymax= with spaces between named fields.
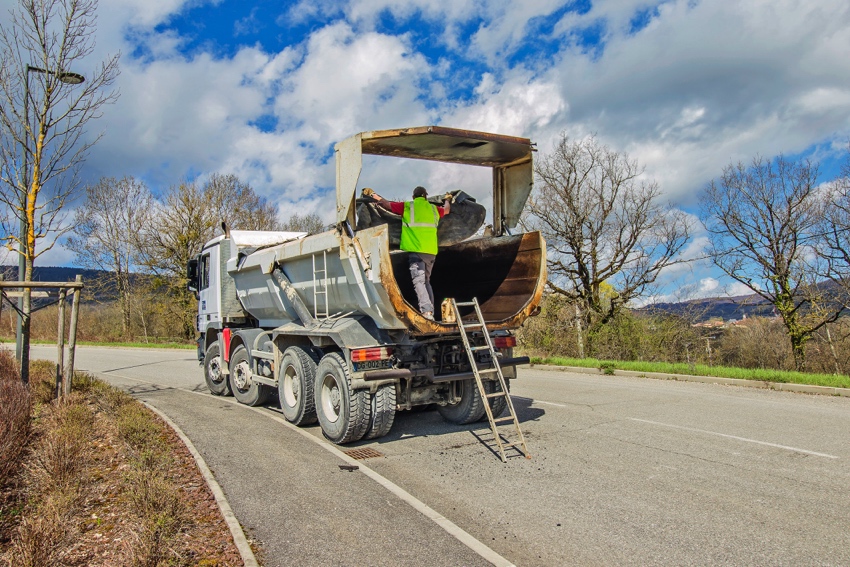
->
xmin=187 ymin=126 xmax=546 ymax=444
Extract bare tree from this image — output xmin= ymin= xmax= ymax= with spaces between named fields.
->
xmin=281 ymin=212 xmax=324 ymax=234
xmin=525 ymin=133 xmax=692 ymax=355
xmin=820 ymin=148 xmax=850 ymax=306
xmin=0 ymin=0 xmax=119 ymax=381
xmin=137 ymin=175 xmax=281 ymax=338
xmin=699 ymin=155 xmax=841 ymax=371
xmin=204 ymin=173 xmax=281 ymax=232
xmin=65 ymin=177 xmax=152 ymax=338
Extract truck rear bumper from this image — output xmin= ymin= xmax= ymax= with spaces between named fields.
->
xmin=361 ymin=356 xmax=529 ymax=382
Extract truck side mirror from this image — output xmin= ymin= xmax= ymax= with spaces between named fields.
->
xmin=187 ymin=259 xmax=199 ymax=295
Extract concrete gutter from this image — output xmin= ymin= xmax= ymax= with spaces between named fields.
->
xmin=527 ymin=364 xmax=850 ymax=398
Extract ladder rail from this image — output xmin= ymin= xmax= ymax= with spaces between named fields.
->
xmin=451 ymin=297 xmax=531 ymax=462
xmin=471 ymin=299 xmax=530 ymax=459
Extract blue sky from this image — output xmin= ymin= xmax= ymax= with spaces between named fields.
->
xmin=3 ymin=0 xmax=850 ymax=302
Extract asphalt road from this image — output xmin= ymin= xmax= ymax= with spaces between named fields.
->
xmin=32 ymin=345 xmax=850 ymax=566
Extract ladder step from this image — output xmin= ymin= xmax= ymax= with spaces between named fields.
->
xmin=485 ymin=392 xmax=506 ymax=399
xmin=454 ymin=301 xmax=476 ymax=307
xmin=469 ymin=346 xmax=490 ymax=352
xmin=461 ymin=323 xmax=483 ymax=329
xmin=476 ymin=368 xmax=499 ymax=374
xmin=492 ymin=416 xmax=515 ymax=424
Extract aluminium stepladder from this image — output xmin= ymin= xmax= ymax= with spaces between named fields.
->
xmin=450 ymin=297 xmax=531 ymax=462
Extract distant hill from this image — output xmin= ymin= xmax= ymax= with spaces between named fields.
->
xmin=642 ymin=279 xmax=849 ymax=323
xmin=0 ymin=266 xmax=106 ymax=284
xmin=0 ymin=266 xmax=118 ymax=303
xmin=638 ymin=294 xmax=776 ymax=323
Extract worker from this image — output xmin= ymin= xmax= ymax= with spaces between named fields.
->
xmin=363 ymin=186 xmax=452 ymax=321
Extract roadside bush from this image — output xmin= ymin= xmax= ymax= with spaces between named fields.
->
xmin=28 ymin=395 xmax=94 ymax=490
xmin=5 ymin=372 xmax=194 ymax=566
xmin=519 ymin=296 xmax=705 ymax=363
xmin=714 ymin=318 xmax=794 ymax=371
xmin=28 ymin=360 xmax=58 ymax=405
xmin=517 ymin=295 xmax=581 ymax=357
xmin=0 ymin=349 xmax=30 ymax=487
xmin=6 ymin=388 xmax=97 ymax=567
xmin=116 ymin=400 xmax=186 ymax=566
xmin=10 ymin=487 xmax=79 ymax=567
xmin=76 ymin=373 xmax=134 ymax=414
xmin=123 ymin=468 xmax=186 ymax=567
xmin=117 ymin=404 xmax=166 ymax=454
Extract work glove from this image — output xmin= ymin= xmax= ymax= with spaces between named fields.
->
xmin=443 ymin=192 xmax=454 ymax=203
xmin=362 ymin=188 xmax=375 ymax=197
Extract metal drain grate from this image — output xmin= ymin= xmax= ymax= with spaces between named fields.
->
xmin=343 ymin=447 xmax=384 ymax=460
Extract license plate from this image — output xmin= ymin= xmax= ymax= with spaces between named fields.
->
xmin=354 ymin=359 xmax=392 ymax=372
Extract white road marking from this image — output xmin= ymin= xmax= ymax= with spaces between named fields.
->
xmin=630 ymin=418 xmax=839 ymax=459
xmin=512 ymin=395 xmax=567 ymax=408
xmin=530 ymin=399 xmax=568 ymax=408
xmin=247 ymin=403 xmax=517 ymax=567
xmin=87 ymin=369 xmax=517 ymax=567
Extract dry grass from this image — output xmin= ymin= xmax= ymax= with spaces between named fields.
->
xmin=0 ymin=368 xmax=241 ymax=567
xmin=122 ymin=468 xmax=186 ymax=567
xmin=115 ymin=402 xmax=187 ymax=566
xmin=3 ymin=387 xmax=95 ymax=567
xmin=10 ymin=487 xmax=80 ymax=567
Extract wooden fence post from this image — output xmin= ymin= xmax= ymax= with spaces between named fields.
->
xmin=65 ymin=275 xmax=82 ymax=392
xmin=56 ymin=288 xmax=66 ymax=399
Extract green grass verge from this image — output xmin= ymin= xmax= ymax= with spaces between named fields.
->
xmin=529 ymin=356 xmax=850 ymax=389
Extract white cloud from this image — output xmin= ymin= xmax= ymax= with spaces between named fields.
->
xmin=540 ymin=0 xmax=850 ymax=200
xmin=446 ymin=71 xmax=566 ymax=137
xmin=274 ymin=23 xmax=433 ymax=145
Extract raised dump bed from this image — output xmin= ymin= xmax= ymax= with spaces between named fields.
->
xmin=389 ymin=232 xmax=545 ymax=328
xmin=191 ymin=126 xmax=547 ymax=445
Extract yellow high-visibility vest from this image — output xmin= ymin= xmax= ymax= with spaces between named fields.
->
xmin=400 ymin=197 xmax=439 ymax=255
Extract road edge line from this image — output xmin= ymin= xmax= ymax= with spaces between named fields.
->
xmin=242 ymin=402 xmax=517 ymax=567
xmin=142 ymin=402 xmax=260 ymax=567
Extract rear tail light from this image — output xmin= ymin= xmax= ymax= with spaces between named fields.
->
xmin=493 ymin=336 xmax=516 ymax=349
xmin=351 ymin=347 xmax=394 ymax=362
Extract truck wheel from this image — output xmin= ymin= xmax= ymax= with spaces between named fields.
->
xmin=437 ymin=379 xmax=485 ymax=424
xmin=314 ymin=353 xmax=369 ymax=444
xmin=480 ymin=379 xmax=510 ymax=420
xmin=365 ymin=384 xmax=396 ymax=440
xmin=279 ymin=346 xmax=319 ymax=425
xmin=204 ymin=342 xmax=231 ymax=396
xmin=229 ymin=346 xmax=270 ymax=407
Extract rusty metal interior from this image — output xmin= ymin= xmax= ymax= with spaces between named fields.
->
xmin=389 ymin=232 xmax=545 ymax=323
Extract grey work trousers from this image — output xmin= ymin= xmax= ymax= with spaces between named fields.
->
xmin=408 ymin=252 xmax=436 ymax=314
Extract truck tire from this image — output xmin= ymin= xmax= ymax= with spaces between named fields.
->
xmin=279 ymin=346 xmax=319 ymax=425
xmin=480 ymin=379 xmax=510 ymax=420
xmin=437 ymin=379 xmax=485 ymax=424
xmin=314 ymin=353 xmax=370 ymax=444
xmin=204 ymin=342 xmax=231 ymax=396
xmin=365 ymin=383 xmax=396 ymax=440
xmin=229 ymin=346 xmax=271 ymax=407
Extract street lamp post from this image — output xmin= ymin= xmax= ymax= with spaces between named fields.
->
xmin=15 ymin=65 xmax=85 ymax=364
